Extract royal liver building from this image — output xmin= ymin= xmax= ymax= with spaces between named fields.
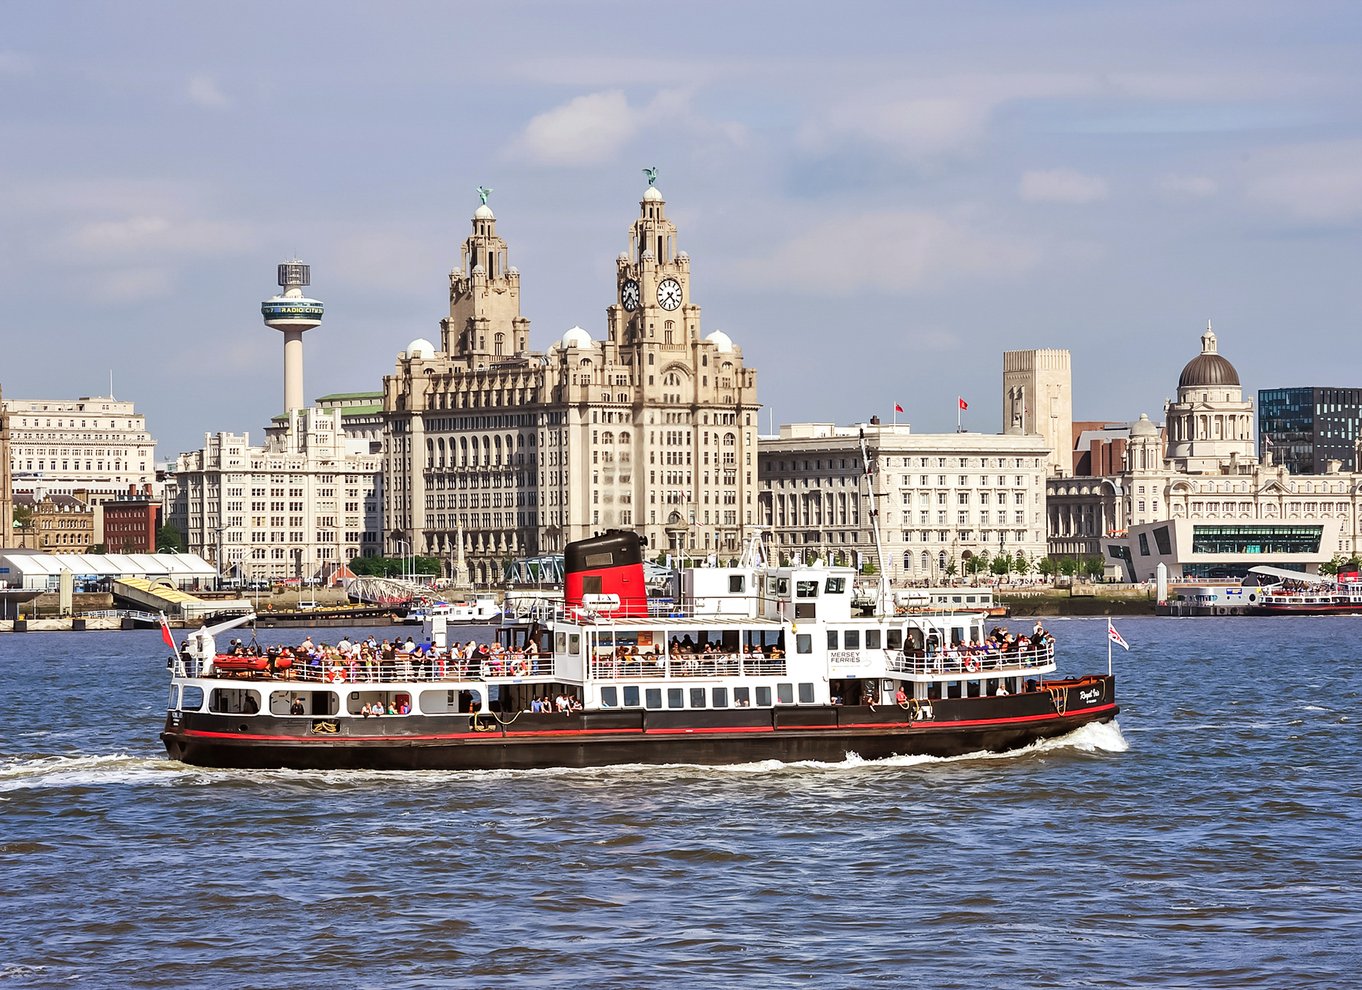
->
xmin=382 ymin=177 xmax=760 ymax=584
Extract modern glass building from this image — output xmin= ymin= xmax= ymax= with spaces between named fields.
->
xmin=1258 ymin=387 xmax=1362 ymax=473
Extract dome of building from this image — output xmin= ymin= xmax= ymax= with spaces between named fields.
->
xmin=644 ymin=186 xmax=663 ymax=202
xmin=407 ymin=338 xmax=437 ymax=359
xmin=474 ymin=203 xmax=494 ymax=220
xmin=1178 ymin=322 xmax=1239 ymax=388
xmin=705 ymin=329 xmax=734 ymax=353
xmin=1130 ymin=412 xmax=1158 ymax=436
xmin=560 ymin=326 xmax=593 ymax=349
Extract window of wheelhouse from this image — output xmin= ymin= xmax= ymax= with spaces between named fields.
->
xmin=844 ymin=629 xmax=860 ymax=649
xmin=886 ymin=628 xmax=903 ymax=650
xmin=179 ymin=685 xmax=203 ymax=711
xmin=866 ymin=629 xmax=881 ymax=649
xmin=825 ymin=577 xmax=846 ymax=594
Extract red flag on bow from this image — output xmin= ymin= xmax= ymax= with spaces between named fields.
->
xmin=958 ymin=396 xmax=969 ymax=411
xmin=159 ymin=613 xmax=175 ymax=651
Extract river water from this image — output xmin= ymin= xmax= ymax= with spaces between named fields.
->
xmin=0 ymin=616 xmax=1357 ymax=989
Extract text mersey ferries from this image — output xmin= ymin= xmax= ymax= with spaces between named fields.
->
xmin=160 ymin=528 xmax=1118 ymax=771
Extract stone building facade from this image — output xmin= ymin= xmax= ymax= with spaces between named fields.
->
xmin=12 ymin=491 xmax=95 ymax=552
xmin=759 ymin=421 xmax=1051 ymax=583
xmin=1002 ymin=348 xmax=1073 ymax=477
xmin=382 ymin=182 xmax=760 ymax=584
xmin=3 ymin=396 xmax=156 ymax=503
xmin=168 ymin=406 xmax=383 ymax=583
xmin=1047 ymin=325 xmax=1362 ymax=577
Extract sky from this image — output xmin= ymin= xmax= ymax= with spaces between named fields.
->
xmin=4 ymin=1 xmax=1362 ymax=459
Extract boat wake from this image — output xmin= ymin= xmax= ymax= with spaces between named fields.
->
xmin=0 ymin=753 xmax=207 ymax=792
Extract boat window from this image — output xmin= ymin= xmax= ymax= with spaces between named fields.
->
xmin=798 ymin=683 xmax=815 ymax=704
xmin=827 ymin=630 xmax=839 ymax=649
xmin=645 ymin=687 xmax=662 ymax=709
xmin=796 ymin=580 xmax=819 ymax=598
xmin=966 ymin=681 xmax=981 ymax=698
xmin=167 ymin=685 xmax=179 ymax=711
xmin=946 ymin=681 xmax=962 ymax=699
xmin=825 ymin=577 xmax=846 ymax=594
xmin=689 ymin=687 xmax=706 ymax=708
xmin=844 ymin=629 xmax=860 ymax=650
xmin=209 ymin=687 xmax=261 ymax=715
xmin=733 ymin=686 xmax=751 ymax=707
xmin=768 ymin=576 xmax=789 ymax=595
xmin=555 ymin=632 xmax=567 ymax=653
xmin=951 ymin=626 xmax=966 ymax=645
xmin=729 ymin=575 xmax=745 ymax=593
xmin=796 ymin=633 xmax=812 ymax=654
xmin=667 ymin=688 xmax=684 ymax=709
xmin=568 ymin=634 xmax=580 ymax=655
xmin=623 ymin=685 xmax=641 ymax=707
xmin=712 ymin=687 xmax=728 ymax=708
xmin=866 ymin=629 xmax=882 ymax=650
xmin=776 ymin=682 xmax=794 ymax=705
xmin=181 ymin=685 xmax=203 ymax=711
xmin=887 ymin=628 xmax=903 ymax=650
xmin=417 ymin=689 xmax=463 ymax=714
xmin=755 ymin=685 xmax=772 ymax=707
xmin=601 ymin=686 xmax=619 ymax=708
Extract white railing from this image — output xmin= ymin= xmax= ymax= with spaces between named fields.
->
xmin=181 ymin=653 xmax=555 ymax=684
xmin=884 ymin=642 xmax=1055 ymax=676
xmin=587 ymin=654 xmax=788 ymax=680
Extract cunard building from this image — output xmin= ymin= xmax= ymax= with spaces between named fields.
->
xmin=383 ymin=178 xmax=760 ymax=584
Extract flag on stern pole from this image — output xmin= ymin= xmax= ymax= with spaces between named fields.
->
xmin=159 ymin=612 xmax=175 ymax=651
xmin=1107 ymin=619 xmax=1129 ymax=651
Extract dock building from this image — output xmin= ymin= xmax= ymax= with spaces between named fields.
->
xmin=381 ymin=180 xmax=759 ymax=584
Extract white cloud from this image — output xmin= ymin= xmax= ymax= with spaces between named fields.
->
xmin=91 ymin=267 xmax=175 ymax=303
xmin=799 ymin=96 xmax=992 ymax=162
xmin=0 ymin=51 xmax=36 ymax=75
xmin=509 ymin=90 xmax=639 ymax=167
xmin=1242 ymin=140 xmax=1362 ymax=224
xmin=732 ymin=209 xmax=1042 ymax=295
xmin=1019 ymin=168 xmax=1110 ymax=204
xmin=186 ymin=74 xmax=230 ymax=108
xmin=62 ymin=215 xmax=255 ymax=260
xmin=1159 ymin=174 xmax=1219 ymax=197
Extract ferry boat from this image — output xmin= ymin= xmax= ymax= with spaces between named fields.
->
xmin=1246 ymin=581 xmax=1362 ymax=616
xmin=159 ymin=527 xmax=1118 ymax=771
xmin=401 ymin=597 xmax=502 ymax=626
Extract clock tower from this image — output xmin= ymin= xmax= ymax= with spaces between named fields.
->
xmin=442 ymin=188 xmax=531 ymax=366
xmin=607 ymin=172 xmax=700 ymax=353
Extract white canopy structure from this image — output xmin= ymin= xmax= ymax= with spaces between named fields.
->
xmin=1245 ymin=565 xmax=1334 ymax=586
xmin=0 ymin=551 xmax=217 ymax=591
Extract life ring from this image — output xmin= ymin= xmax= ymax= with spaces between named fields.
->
xmin=964 ymin=658 xmax=980 ymax=674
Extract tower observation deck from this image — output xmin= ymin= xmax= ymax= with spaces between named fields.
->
xmin=261 ymin=261 xmax=324 ymax=413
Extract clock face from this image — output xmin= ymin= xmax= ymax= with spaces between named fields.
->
xmin=657 ymin=277 xmax=683 ymax=310
xmin=621 ymin=279 xmax=640 ymax=312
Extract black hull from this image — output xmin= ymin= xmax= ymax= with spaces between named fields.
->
xmin=1248 ymin=605 xmax=1362 ymax=616
xmin=162 ymin=678 xmax=1117 ymax=771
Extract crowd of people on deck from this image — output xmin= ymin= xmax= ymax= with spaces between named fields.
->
xmin=213 ymin=632 xmax=543 ymax=683
xmin=905 ymin=621 xmax=1055 ymax=674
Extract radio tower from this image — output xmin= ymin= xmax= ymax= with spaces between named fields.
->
xmin=261 ymin=260 xmax=324 ymax=412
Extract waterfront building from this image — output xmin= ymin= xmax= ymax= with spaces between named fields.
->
xmin=1257 ymin=386 xmax=1362 ymax=474
xmin=167 ymin=407 xmax=383 ymax=584
xmin=1047 ymin=324 xmax=1361 ymax=579
xmin=102 ymin=484 xmax=160 ymax=553
xmin=1002 ymin=349 xmax=1073 ymax=477
xmin=3 ymin=396 xmax=156 ymax=504
xmin=758 ymin=421 xmax=1050 ymax=583
xmin=12 ymin=490 xmax=95 ymax=553
xmin=381 ymin=180 xmax=760 ymax=584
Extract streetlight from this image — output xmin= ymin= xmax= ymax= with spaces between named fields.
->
xmin=397 ymin=539 xmax=410 ymax=583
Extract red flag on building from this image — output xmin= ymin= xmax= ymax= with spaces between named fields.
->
xmin=958 ymin=396 xmax=969 ymax=411
xmin=894 ymin=403 xmax=904 ymax=413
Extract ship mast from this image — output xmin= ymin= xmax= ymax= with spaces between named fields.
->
xmin=857 ymin=428 xmax=891 ymax=617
